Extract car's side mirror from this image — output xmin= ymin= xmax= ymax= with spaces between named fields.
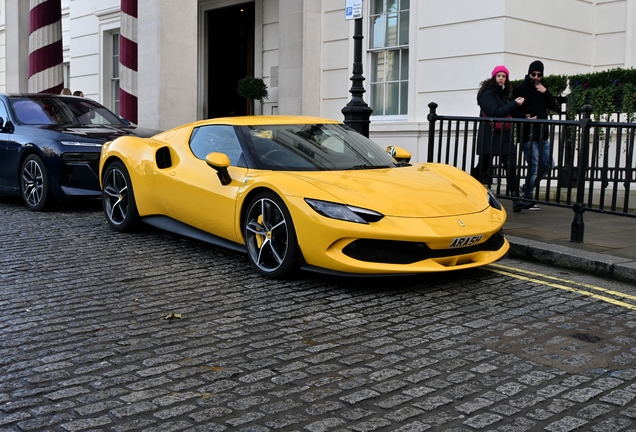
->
xmin=386 ymin=146 xmax=412 ymax=164
xmin=205 ymin=152 xmax=232 ymax=185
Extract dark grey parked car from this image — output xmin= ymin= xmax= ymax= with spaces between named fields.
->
xmin=0 ymin=94 xmax=158 ymax=211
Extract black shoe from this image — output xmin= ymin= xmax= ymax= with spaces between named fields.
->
xmin=512 ymin=199 xmax=531 ymax=213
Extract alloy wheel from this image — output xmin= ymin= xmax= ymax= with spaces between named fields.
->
xmin=245 ymin=196 xmax=290 ymax=273
xmin=22 ymin=158 xmax=44 ymax=208
xmin=103 ymin=167 xmax=129 ymax=225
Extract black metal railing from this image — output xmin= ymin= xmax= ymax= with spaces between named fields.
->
xmin=426 ymin=102 xmax=636 ymax=243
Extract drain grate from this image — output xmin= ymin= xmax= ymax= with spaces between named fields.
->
xmin=572 ymin=333 xmax=603 ymax=343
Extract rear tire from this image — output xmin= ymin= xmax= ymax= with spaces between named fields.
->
xmin=243 ymin=191 xmax=300 ymax=278
xmin=21 ymin=154 xmax=52 ymax=211
xmin=102 ymin=161 xmax=140 ymax=232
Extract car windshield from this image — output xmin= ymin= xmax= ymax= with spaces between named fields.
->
xmin=9 ymin=96 xmax=125 ymax=126
xmin=242 ymin=123 xmax=398 ymax=171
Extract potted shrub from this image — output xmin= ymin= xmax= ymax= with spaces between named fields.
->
xmin=236 ymin=76 xmax=269 ymax=115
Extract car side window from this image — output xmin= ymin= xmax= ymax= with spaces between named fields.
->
xmin=0 ymin=101 xmax=9 ymax=127
xmin=11 ymin=100 xmax=53 ymax=124
xmin=189 ymin=125 xmax=243 ymax=166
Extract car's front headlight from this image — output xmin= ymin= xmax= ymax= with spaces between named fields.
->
xmin=60 ymin=140 xmax=102 ymax=148
xmin=487 ymin=188 xmax=502 ymax=211
xmin=305 ymin=198 xmax=384 ymax=224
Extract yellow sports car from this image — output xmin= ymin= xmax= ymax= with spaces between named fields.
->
xmin=99 ymin=116 xmax=508 ymax=278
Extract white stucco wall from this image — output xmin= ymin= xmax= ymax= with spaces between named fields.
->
xmin=67 ymin=0 xmax=121 ymax=104
xmin=0 ymin=0 xmax=6 ymax=93
xmin=1 ymin=0 xmax=636 ymax=159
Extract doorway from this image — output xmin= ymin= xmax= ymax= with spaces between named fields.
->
xmin=206 ymin=2 xmax=255 ymax=118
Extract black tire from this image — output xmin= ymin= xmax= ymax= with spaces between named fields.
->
xmin=21 ymin=154 xmax=52 ymax=211
xmin=244 ymin=191 xmax=300 ymax=278
xmin=102 ymin=161 xmax=140 ymax=232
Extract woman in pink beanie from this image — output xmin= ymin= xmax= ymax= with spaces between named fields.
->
xmin=474 ymin=65 xmax=531 ymax=212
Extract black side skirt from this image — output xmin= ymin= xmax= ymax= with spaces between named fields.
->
xmin=142 ymin=215 xmax=247 ymax=254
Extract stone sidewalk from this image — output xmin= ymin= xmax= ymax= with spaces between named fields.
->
xmin=502 ymin=200 xmax=636 ymax=285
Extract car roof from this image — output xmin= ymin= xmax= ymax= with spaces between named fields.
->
xmin=1 ymin=93 xmax=84 ymax=99
xmin=190 ymin=115 xmax=343 ymax=127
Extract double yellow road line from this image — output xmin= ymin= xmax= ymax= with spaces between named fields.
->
xmin=487 ymin=263 xmax=636 ymax=311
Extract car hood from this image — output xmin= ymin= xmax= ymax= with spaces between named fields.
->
xmin=39 ymin=124 xmax=159 ymax=140
xmin=288 ymin=164 xmax=489 ymax=217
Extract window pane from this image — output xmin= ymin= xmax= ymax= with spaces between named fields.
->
xmin=386 ymin=50 xmax=399 ymax=82
xmin=400 ymin=82 xmax=408 ymax=115
xmin=371 ymin=83 xmax=384 ymax=116
xmin=112 ymin=34 xmax=120 ymax=78
xmin=386 ymin=12 xmax=398 ymax=46
xmin=112 ymin=79 xmax=120 ymax=115
xmin=387 ymin=0 xmax=398 ymax=12
xmin=400 ymin=0 xmax=409 ymax=10
xmin=112 ymin=33 xmax=119 ymax=55
xmin=370 ymin=15 xmax=386 ymax=49
xmin=399 ymin=11 xmax=409 ymax=45
xmin=400 ymin=49 xmax=409 ymax=80
xmin=371 ymin=0 xmax=384 ymax=14
xmin=386 ymin=82 xmax=399 ymax=115
xmin=371 ymin=51 xmax=385 ymax=83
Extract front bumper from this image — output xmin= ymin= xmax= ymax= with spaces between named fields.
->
xmin=287 ymin=196 xmax=509 ymax=274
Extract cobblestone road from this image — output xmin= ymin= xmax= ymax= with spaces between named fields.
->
xmin=2 ymin=198 xmax=636 ymax=431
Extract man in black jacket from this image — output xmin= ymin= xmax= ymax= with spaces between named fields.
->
xmin=512 ymin=60 xmax=557 ymax=210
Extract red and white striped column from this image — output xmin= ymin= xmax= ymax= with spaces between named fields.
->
xmin=28 ymin=0 xmax=63 ymax=94
xmin=120 ymin=0 xmax=138 ymax=124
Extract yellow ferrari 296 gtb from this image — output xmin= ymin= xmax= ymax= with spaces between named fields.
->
xmin=99 ymin=116 xmax=508 ymax=278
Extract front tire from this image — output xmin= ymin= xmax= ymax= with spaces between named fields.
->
xmin=21 ymin=154 xmax=52 ymax=211
xmin=244 ymin=191 xmax=300 ymax=278
xmin=102 ymin=161 xmax=140 ymax=232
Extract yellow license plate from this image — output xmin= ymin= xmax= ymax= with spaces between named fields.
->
xmin=449 ymin=235 xmax=483 ymax=248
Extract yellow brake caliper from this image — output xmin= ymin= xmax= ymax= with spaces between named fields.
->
xmin=255 ymin=215 xmax=265 ymax=249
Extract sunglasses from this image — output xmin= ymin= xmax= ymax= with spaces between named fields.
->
xmin=530 ymin=72 xmax=542 ymax=78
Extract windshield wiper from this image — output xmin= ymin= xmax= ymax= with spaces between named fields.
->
xmin=394 ymin=162 xmax=412 ymax=167
xmin=347 ymin=165 xmax=393 ymax=170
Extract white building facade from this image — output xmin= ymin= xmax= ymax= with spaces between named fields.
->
xmin=0 ymin=0 xmax=635 ymax=163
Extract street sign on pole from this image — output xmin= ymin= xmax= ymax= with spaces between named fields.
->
xmin=345 ymin=0 xmax=362 ymax=20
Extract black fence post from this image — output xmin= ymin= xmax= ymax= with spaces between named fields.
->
xmin=427 ymin=102 xmax=438 ymax=163
xmin=571 ymin=104 xmax=592 ymax=243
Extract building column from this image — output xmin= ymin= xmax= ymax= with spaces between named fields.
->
xmin=278 ymin=0 xmax=321 ymax=115
xmin=5 ymin=0 xmax=30 ymax=93
xmin=138 ymin=0 xmax=198 ymax=130
xmin=28 ymin=0 xmax=63 ymax=94
xmin=120 ymin=0 xmax=138 ymax=124
xmin=627 ymin=0 xmax=636 ymax=68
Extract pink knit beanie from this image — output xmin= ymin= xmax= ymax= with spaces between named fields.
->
xmin=491 ymin=65 xmax=510 ymax=78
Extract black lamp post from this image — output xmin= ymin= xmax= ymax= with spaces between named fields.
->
xmin=342 ymin=17 xmax=373 ymax=137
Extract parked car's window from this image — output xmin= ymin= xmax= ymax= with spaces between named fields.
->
xmin=0 ymin=100 xmax=10 ymax=127
xmin=242 ymin=123 xmax=397 ymax=171
xmin=9 ymin=96 xmax=124 ymax=126
xmin=189 ymin=125 xmax=243 ymax=166
xmin=12 ymin=100 xmax=55 ymax=124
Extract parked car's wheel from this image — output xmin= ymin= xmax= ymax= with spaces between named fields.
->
xmin=21 ymin=154 xmax=51 ymax=211
xmin=102 ymin=161 xmax=140 ymax=232
xmin=244 ymin=191 xmax=300 ymax=278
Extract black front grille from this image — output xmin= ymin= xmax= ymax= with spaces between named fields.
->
xmin=342 ymin=231 xmax=506 ymax=264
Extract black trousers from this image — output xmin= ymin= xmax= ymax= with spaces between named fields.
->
xmin=474 ymin=154 xmax=520 ymax=196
